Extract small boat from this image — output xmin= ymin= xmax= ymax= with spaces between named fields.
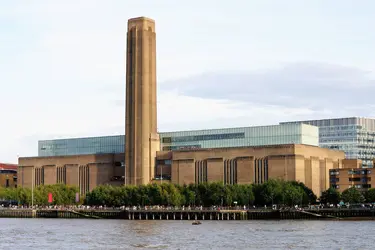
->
xmin=192 ymin=220 xmax=201 ymax=225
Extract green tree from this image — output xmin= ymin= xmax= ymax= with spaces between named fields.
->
xmin=341 ymin=187 xmax=365 ymax=204
xmin=365 ymin=188 xmax=375 ymax=203
xmin=290 ymin=181 xmax=317 ymax=204
xmin=282 ymin=182 xmax=305 ymax=206
xmin=259 ymin=179 xmax=284 ymax=205
xmin=320 ymin=187 xmax=341 ymax=205
xmin=233 ymin=184 xmax=254 ymax=206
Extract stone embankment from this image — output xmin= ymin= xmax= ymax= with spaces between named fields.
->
xmin=1 ymin=208 xmax=375 ymax=220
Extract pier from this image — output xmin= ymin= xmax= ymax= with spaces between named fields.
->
xmin=1 ymin=208 xmax=375 ymax=220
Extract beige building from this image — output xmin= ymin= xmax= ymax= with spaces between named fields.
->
xmin=329 ymin=159 xmax=374 ymax=192
xmin=19 ymin=144 xmax=345 ymax=196
xmin=157 ymin=144 xmax=344 ymax=196
xmin=17 ymin=16 xmax=348 ymax=197
xmin=18 ymin=154 xmax=125 ymax=194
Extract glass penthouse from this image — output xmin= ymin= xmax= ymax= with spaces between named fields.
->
xmin=281 ymin=117 xmax=375 ymax=167
xmin=38 ymin=123 xmax=318 ymax=157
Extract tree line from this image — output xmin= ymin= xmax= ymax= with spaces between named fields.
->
xmin=85 ymin=180 xmax=316 ymax=207
xmin=0 ymin=180 xmax=373 ymax=206
xmin=0 ymin=184 xmax=80 ymax=205
xmin=319 ymin=186 xmax=375 ymax=205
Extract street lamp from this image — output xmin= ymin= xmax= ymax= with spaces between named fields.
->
xmin=31 ymin=167 xmax=34 ymax=208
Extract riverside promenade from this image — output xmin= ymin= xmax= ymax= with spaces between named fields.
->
xmin=1 ymin=207 xmax=375 ymax=220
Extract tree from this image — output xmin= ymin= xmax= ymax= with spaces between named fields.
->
xmin=290 ymin=181 xmax=317 ymax=204
xmin=259 ymin=179 xmax=284 ymax=205
xmin=282 ymin=182 xmax=305 ymax=206
xmin=320 ymin=188 xmax=341 ymax=205
xmin=341 ymin=187 xmax=365 ymax=204
xmin=365 ymin=188 xmax=375 ymax=203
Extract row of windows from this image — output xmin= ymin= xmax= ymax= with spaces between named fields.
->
xmin=320 ymin=125 xmax=360 ymax=131
xmin=161 ymin=133 xmax=245 ymax=143
xmin=320 ymin=132 xmax=356 ymax=137
xmin=0 ymin=170 xmax=17 ymax=174
xmin=40 ymin=137 xmax=124 ymax=147
xmin=162 ymin=145 xmax=201 ymax=151
xmin=156 ymin=160 xmax=172 ymax=165
xmin=39 ymin=146 xmax=124 ymax=157
xmin=304 ymin=118 xmax=358 ymax=127
xmin=348 ymin=170 xmax=372 ymax=175
xmin=330 ymin=170 xmax=372 ymax=175
xmin=335 ymin=184 xmax=372 ymax=189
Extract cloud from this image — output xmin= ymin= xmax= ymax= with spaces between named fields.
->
xmin=7 ymin=62 xmax=374 ymax=163
xmin=160 ymin=62 xmax=375 ymax=119
xmin=157 ymin=89 xmax=321 ymax=131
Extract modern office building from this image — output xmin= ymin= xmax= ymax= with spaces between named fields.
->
xmin=160 ymin=124 xmax=318 ymax=151
xmin=38 ymin=123 xmax=319 ymax=157
xmin=281 ymin=117 xmax=375 ymax=168
xmin=18 ymin=16 xmax=349 ymax=197
xmin=38 ymin=135 xmax=125 ymax=157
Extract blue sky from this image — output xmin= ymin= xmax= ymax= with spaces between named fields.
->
xmin=0 ymin=0 xmax=374 ymax=162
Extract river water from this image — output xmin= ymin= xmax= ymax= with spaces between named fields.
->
xmin=0 ymin=219 xmax=372 ymax=249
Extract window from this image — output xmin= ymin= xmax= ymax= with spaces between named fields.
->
xmin=162 ymin=137 xmax=172 ymax=143
xmin=330 ymin=171 xmax=339 ymax=175
xmin=348 ymin=170 xmax=361 ymax=175
xmin=349 ymin=178 xmax=360 ymax=182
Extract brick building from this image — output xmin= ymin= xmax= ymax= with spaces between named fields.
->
xmin=329 ymin=159 xmax=375 ymax=192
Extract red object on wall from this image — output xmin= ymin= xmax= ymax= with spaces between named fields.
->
xmin=48 ymin=193 xmax=53 ymax=203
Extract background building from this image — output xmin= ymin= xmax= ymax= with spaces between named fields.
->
xmin=38 ymin=123 xmax=319 ymax=157
xmin=0 ymin=163 xmax=17 ymax=188
xmin=329 ymin=159 xmax=374 ymax=192
xmin=160 ymin=124 xmax=318 ymax=151
xmin=281 ymin=117 xmax=375 ymax=168
xmin=38 ymin=135 xmax=124 ymax=157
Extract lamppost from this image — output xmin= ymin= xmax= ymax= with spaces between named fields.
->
xmin=161 ymin=165 xmax=163 ymax=185
xmin=31 ymin=167 xmax=34 ymax=208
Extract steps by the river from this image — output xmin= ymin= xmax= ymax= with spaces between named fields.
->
xmin=0 ymin=209 xmax=375 ymax=220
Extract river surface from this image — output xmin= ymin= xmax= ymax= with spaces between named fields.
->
xmin=0 ymin=219 xmax=373 ymax=249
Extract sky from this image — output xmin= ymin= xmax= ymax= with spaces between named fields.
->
xmin=0 ymin=0 xmax=374 ymax=162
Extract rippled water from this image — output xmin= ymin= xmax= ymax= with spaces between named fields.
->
xmin=0 ymin=219 xmax=373 ymax=249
